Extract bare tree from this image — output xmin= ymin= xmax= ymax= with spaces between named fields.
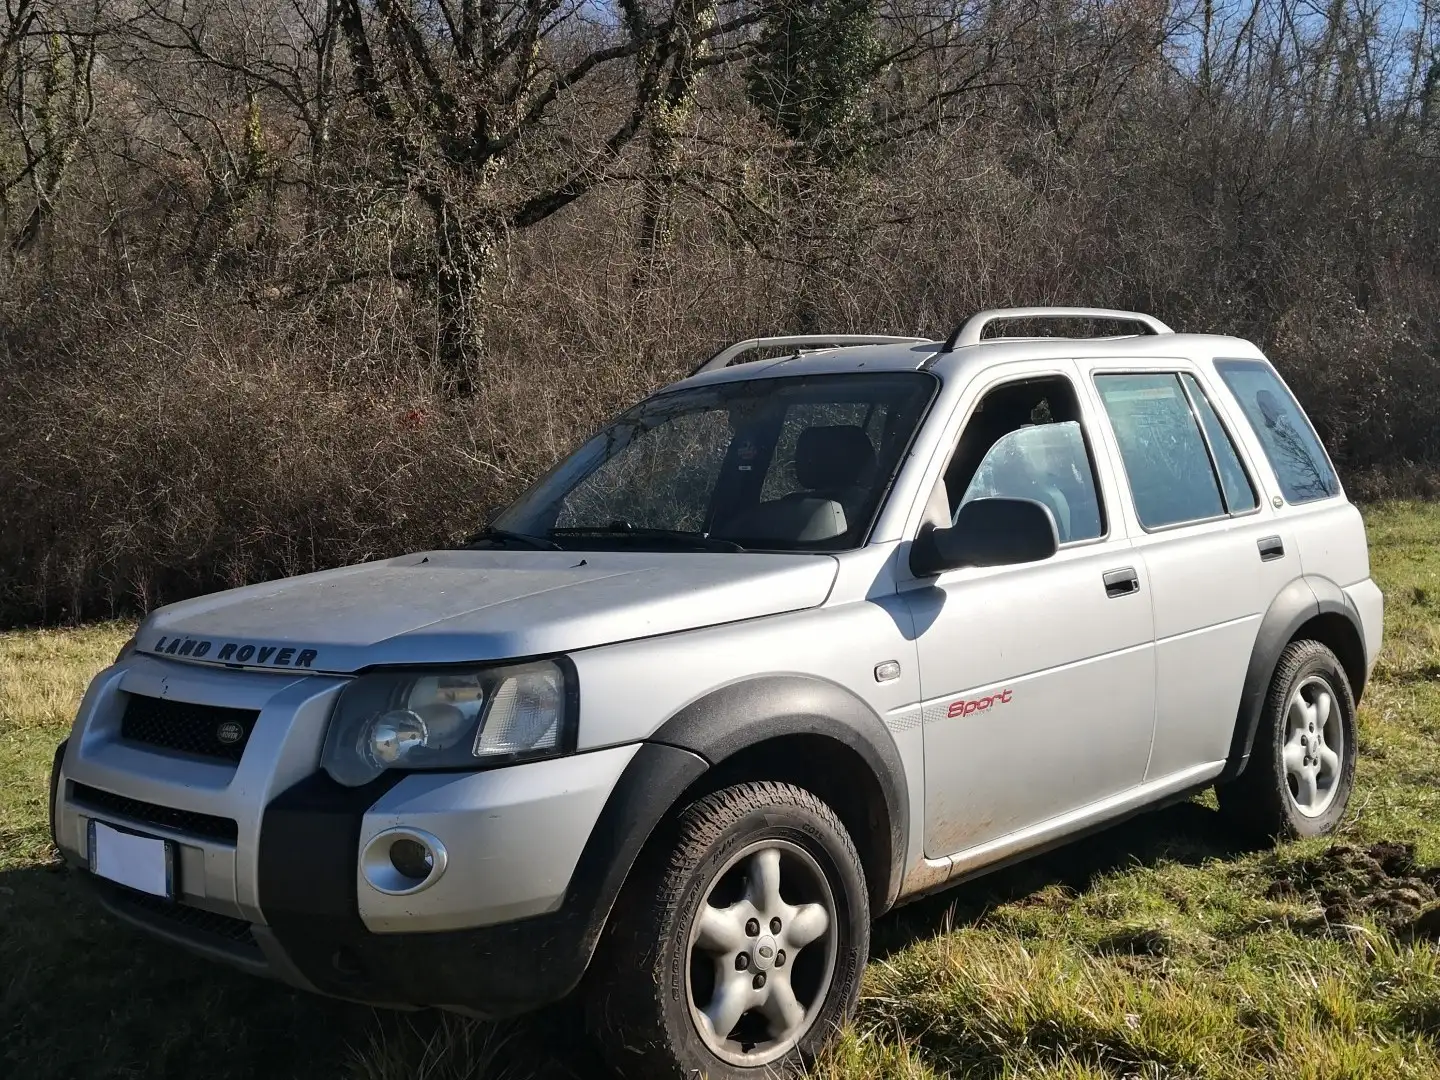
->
xmin=333 ymin=0 xmax=761 ymax=380
xmin=1 ymin=0 xmax=101 ymax=257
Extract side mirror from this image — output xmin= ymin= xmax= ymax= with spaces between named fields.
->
xmin=910 ymin=497 xmax=1059 ymax=576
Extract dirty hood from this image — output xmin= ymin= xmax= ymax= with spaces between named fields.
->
xmin=134 ymin=550 xmax=839 ymax=674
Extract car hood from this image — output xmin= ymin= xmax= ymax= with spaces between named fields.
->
xmin=133 ymin=549 xmax=840 ymax=674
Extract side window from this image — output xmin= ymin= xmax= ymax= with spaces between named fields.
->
xmin=940 ymin=376 xmax=1105 ymax=544
xmin=1180 ymin=373 xmax=1258 ymax=513
xmin=1215 ymin=359 xmax=1340 ymax=503
xmin=1094 ymin=373 xmax=1225 ymax=528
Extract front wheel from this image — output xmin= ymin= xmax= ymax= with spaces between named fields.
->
xmin=1217 ymin=639 xmax=1358 ymax=842
xmin=587 ymin=781 xmax=869 ymax=1080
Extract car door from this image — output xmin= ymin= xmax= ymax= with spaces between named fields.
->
xmin=1081 ymin=361 xmax=1299 ymax=781
xmin=900 ymin=361 xmax=1156 ymax=860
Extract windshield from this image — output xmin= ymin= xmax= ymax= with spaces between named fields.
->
xmin=490 ymin=373 xmax=937 ymax=552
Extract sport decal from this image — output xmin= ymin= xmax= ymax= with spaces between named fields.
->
xmin=947 ymin=689 xmax=1013 ymax=718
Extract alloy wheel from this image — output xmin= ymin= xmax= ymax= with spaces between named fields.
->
xmin=1283 ymin=673 xmax=1344 ymax=818
xmin=685 ymin=838 xmax=838 ymax=1067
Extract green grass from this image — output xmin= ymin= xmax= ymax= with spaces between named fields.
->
xmin=4 ymin=503 xmax=1440 ymax=1079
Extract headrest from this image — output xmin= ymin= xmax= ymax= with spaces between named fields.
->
xmin=795 ymin=426 xmax=875 ymax=490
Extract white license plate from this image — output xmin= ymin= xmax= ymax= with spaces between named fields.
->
xmin=88 ymin=820 xmax=174 ymax=899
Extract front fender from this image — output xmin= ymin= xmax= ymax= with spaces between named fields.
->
xmin=649 ymin=674 xmax=910 ymax=910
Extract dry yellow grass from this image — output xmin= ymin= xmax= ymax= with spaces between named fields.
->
xmin=0 ymin=623 xmax=135 ymax=864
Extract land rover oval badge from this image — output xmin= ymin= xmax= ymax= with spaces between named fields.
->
xmin=216 ymin=721 xmax=244 ymax=745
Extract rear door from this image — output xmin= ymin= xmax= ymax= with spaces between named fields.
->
xmin=1081 ymin=360 xmax=1299 ymax=780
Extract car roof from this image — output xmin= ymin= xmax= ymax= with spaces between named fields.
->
xmin=671 ymin=331 xmax=1269 ymax=392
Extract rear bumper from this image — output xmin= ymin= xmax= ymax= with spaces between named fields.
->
xmin=51 ymin=655 xmax=698 ymax=1017
xmin=1345 ymin=577 xmax=1384 ymax=685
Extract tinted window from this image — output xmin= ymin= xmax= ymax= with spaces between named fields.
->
xmin=958 ymin=421 xmax=1104 ymax=543
xmin=1215 ymin=359 xmax=1340 ymax=503
xmin=1181 ymin=373 xmax=1258 ymax=513
xmin=1095 ymin=373 xmax=1224 ymax=528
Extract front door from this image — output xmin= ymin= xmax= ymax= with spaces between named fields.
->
xmin=903 ymin=363 xmax=1156 ymax=859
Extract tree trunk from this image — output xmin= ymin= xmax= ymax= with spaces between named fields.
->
xmin=634 ymin=102 xmax=684 ymax=293
xmin=632 ymin=0 xmax=715 ymax=295
xmin=433 ymin=199 xmax=495 ymax=389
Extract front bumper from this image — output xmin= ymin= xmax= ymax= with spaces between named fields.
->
xmin=51 ymin=654 xmax=661 ymax=1016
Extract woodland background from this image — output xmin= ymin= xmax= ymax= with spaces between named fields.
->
xmin=1 ymin=0 xmax=1437 ymax=625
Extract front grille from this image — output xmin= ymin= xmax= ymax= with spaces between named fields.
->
xmin=95 ymin=880 xmax=260 ymax=958
xmin=71 ymin=782 xmax=238 ymax=842
xmin=119 ymin=693 xmax=259 ymax=763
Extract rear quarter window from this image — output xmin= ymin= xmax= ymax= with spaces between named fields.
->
xmin=1214 ymin=359 xmax=1340 ymax=503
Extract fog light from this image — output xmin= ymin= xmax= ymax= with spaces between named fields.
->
xmin=389 ymin=837 xmax=433 ymax=881
xmin=360 ymin=827 xmax=448 ymax=895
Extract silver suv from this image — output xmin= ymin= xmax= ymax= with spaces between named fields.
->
xmin=52 ymin=308 xmax=1383 ymax=1079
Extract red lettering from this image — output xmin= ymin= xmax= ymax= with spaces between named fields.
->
xmin=945 ymin=689 xmax=1014 ymax=719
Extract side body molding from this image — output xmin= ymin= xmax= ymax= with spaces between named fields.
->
xmin=648 ymin=675 xmax=911 ymax=911
xmin=1222 ymin=575 xmax=1368 ymax=782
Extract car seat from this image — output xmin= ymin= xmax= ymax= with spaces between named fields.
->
xmin=719 ymin=426 xmax=876 ymax=543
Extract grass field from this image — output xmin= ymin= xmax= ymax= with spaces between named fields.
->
xmin=3 ymin=503 xmax=1439 ymax=1080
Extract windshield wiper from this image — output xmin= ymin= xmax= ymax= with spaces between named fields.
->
xmin=463 ymin=526 xmax=562 ymax=551
xmin=548 ymin=525 xmax=746 ymax=552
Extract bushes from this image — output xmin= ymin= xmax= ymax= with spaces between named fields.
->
xmin=1 ymin=2 xmax=1437 ymax=626
xmin=2 ymin=243 xmax=1432 ymax=627
xmin=0 ymin=302 xmax=670 ymax=624
xmin=3 ymin=352 xmax=463 ymax=623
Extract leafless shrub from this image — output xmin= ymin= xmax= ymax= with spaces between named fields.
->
xmin=0 ymin=0 xmax=1437 ymax=624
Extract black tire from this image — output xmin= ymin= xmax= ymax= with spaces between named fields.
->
xmin=1217 ymin=639 xmax=1357 ymax=842
xmin=586 ymin=781 xmax=869 ymax=1080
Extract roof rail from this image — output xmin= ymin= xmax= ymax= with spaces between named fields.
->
xmin=940 ymin=307 xmax=1173 ymax=352
xmin=694 ymin=334 xmax=931 ymax=374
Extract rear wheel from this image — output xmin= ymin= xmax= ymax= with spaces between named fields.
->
xmin=587 ymin=781 xmax=868 ymax=1079
xmin=1217 ymin=639 xmax=1357 ymax=841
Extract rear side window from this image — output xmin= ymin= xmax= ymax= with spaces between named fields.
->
xmin=1215 ymin=359 xmax=1340 ymax=503
xmin=1180 ymin=373 xmax=1258 ymax=513
xmin=1094 ymin=373 xmax=1224 ymax=528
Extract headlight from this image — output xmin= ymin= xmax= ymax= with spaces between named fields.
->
xmin=320 ymin=659 xmax=575 ymax=787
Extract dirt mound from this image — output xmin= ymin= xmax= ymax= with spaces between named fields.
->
xmin=1268 ymin=842 xmax=1440 ymax=935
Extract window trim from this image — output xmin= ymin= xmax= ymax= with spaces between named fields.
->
xmin=1091 ymin=368 xmax=1260 ymax=534
xmin=927 ymin=369 xmax=1113 ymax=550
xmin=1176 ymin=372 xmax=1262 ymax=519
xmin=1212 ymin=356 xmax=1343 ymax=506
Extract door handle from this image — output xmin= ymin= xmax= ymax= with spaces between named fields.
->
xmin=1258 ymin=535 xmax=1285 ymax=562
xmin=1103 ymin=567 xmax=1140 ymax=598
